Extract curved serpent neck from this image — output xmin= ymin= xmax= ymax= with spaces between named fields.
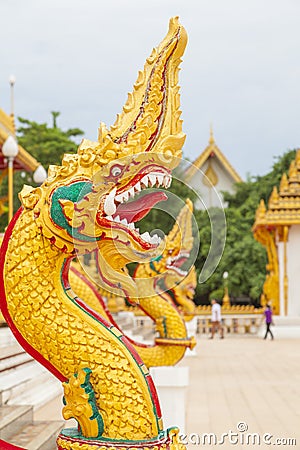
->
xmin=69 ymin=260 xmax=192 ymax=367
xmin=0 ymin=208 xmax=162 ymax=440
xmin=171 ymin=280 xmax=196 ymax=321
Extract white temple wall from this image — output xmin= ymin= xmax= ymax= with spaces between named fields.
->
xmin=277 ymin=241 xmax=284 ymax=315
xmin=286 ymin=225 xmax=300 ymax=316
xmin=188 ymin=158 xmax=236 ymax=209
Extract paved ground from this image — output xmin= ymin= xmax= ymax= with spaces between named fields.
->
xmin=181 ymin=335 xmax=300 ymax=449
xmin=35 ymin=334 xmax=300 ymax=449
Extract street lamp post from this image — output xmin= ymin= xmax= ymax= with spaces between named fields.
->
xmin=2 ymin=136 xmax=19 ymax=222
xmin=9 ymin=75 xmax=16 ymax=118
xmin=222 ymin=271 xmax=231 ymax=308
xmin=33 ymin=165 xmax=47 ymax=185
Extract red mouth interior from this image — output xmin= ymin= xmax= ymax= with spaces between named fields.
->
xmin=172 ymin=256 xmax=188 ymax=268
xmin=114 ymin=191 xmax=167 ymax=223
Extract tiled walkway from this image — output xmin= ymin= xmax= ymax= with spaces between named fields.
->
xmin=181 ymin=335 xmax=300 ymax=449
xmin=34 ymin=335 xmax=300 ymax=449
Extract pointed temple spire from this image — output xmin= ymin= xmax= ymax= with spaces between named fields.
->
xmin=209 ymin=124 xmax=215 ymax=145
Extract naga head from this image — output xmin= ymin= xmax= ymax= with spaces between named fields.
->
xmin=19 ymin=17 xmax=187 ymax=298
xmin=134 ymin=199 xmax=195 ymax=290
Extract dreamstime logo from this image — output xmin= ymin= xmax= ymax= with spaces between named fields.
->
xmin=179 ymin=422 xmax=297 ymax=446
xmin=71 ymin=153 xmax=227 ymax=299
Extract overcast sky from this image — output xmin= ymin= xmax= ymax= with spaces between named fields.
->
xmin=1 ymin=0 xmax=300 ymax=179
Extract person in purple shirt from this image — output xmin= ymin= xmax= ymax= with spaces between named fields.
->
xmin=264 ymin=304 xmax=274 ymax=340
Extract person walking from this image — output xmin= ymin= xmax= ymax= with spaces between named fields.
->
xmin=209 ymin=298 xmax=224 ymax=339
xmin=263 ymin=304 xmax=274 ymax=340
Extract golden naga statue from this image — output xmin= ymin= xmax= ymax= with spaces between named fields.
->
xmin=164 ymin=265 xmax=197 ymax=322
xmin=0 ymin=17 xmax=188 ymax=450
xmin=142 ymin=198 xmax=196 ymax=323
xmin=69 ymin=199 xmax=196 ymax=368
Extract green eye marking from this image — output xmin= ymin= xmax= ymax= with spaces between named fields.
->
xmin=50 ymin=181 xmax=94 ymax=241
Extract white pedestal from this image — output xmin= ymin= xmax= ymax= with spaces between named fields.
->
xmin=185 ymin=317 xmax=198 ymax=356
xmin=150 ymin=366 xmax=189 ymax=433
xmin=185 ymin=317 xmax=198 ymax=335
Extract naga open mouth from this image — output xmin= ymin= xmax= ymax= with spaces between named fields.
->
xmin=166 ymin=252 xmax=190 ymax=276
xmin=97 ymin=166 xmax=172 ymax=249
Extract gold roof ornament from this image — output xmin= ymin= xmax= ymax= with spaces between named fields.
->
xmin=253 ymin=150 xmax=300 ymax=315
xmin=254 ymin=150 xmax=300 ymax=228
xmin=203 ymin=162 xmax=218 ymax=186
xmin=208 ymin=124 xmax=215 ymax=145
xmin=0 ymin=108 xmax=40 ymax=173
xmin=185 ymin=126 xmax=242 ymax=183
xmin=280 ymin=172 xmax=289 ymax=193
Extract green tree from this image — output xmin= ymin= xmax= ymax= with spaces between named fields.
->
xmin=17 ymin=112 xmax=83 ymax=170
xmin=0 ymin=113 xmax=84 ymax=232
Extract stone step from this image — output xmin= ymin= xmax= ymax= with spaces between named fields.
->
xmin=0 ymin=328 xmax=18 ymax=346
xmin=0 ymin=344 xmax=26 ymax=361
xmin=0 ymin=405 xmax=33 ymax=442
xmin=0 ymin=352 xmax=33 ymax=373
xmin=7 ymin=420 xmax=64 ymax=450
xmin=0 ymin=361 xmax=61 ymax=409
xmin=8 ymin=376 xmax=62 ymax=412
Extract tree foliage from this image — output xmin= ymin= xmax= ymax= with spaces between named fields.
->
xmin=17 ymin=112 xmax=83 ymax=170
xmin=0 ymin=112 xmax=83 ymax=232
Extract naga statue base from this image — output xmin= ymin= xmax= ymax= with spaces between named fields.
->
xmin=57 ymin=428 xmax=185 ymax=450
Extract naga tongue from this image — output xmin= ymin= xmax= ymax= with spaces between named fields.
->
xmin=114 ymin=191 xmax=167 ymax=223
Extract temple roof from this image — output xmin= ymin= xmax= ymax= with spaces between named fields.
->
xmin=185 ymin=128 xmax=243 ymax=183
xmin=0 ymin=109 xmax=40 ymax=172
xmin=254 ymin=150 xmax=300 ymax=228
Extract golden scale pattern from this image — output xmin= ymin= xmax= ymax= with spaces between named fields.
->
xmin=69 ymin=269 xmax=111 ymax=322
xmin=170 ymin=266 xmax=197 ymax=321
xmin=5 ymin=209 xmax=158 ymax=440
xmin=68 ymin=201 xmax=196 ymax=367
xmin=56 ymin=440 xmax=180 ymax=450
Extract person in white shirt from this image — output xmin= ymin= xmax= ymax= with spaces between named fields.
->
xmin=210 ymin=298 xmax=224 ymax=339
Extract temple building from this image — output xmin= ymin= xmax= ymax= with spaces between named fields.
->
xmin=184 ymin=128 xmax=242 ymax=209
xmin=253 ymin=150 xmax=300 ymax=317
xmin=0 ymin=108 xmax=43 ymax=216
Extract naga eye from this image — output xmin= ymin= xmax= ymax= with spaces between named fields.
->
xmin=110 ymin=165 xmax=123 ymax=177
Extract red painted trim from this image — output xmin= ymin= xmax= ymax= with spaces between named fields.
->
xmin=0 ymin=207 xmax=66 ymax=382
xmin=64 ymin=274 xmax=162 ymax=422
xmin=70 ymin=265 xmax=116 ymax=324
xmin=57 ymin=432 xmax=174 ymax=448
xmin=145 ymin=373 xmax=162 ymax=419
xmin=70 ymin=264 xmax=150 ymax=351
xmin=0 ymin=439 xmax=26 ymax=449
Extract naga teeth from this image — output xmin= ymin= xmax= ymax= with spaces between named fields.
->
xmin=163 ymin=175 xmax=172 ymax=188
xmin=156 ymin=174 xmax=164 ymax=186
xmin=128 ymin=187 xmax=135 ymax=198
xmin=141 ymin=175 xmax=149 ymax=188
xmin=135 ymin=181 xmax=141 ymax=193
xmin=113 ymin=172 xmax=171 ymax=205
xmin=104 ymin=187 xmax=117 ymax=216
xmin=150 ymin=234 xmax=161 ymax=244
xmin=148 ymin=174 xmax=156 ymax=187
xmin=140 ymin=231 xmax=151 ymax=242
xmin=140 ymin=232 xmax=161 ymax=245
